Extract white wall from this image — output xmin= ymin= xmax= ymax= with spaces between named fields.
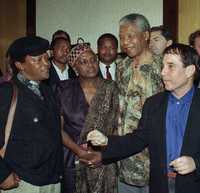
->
xmin=36 ymin=0 xmax=163 ymax=52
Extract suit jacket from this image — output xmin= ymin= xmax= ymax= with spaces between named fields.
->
xmin=45 ymin=60 xmax=77 ymax=89
xmin=102 ymin=88 xmax=200 ymax=193
xmin=0 ymin=78 xmax=63 ymax=185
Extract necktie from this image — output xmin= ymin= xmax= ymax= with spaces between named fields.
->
xmin=106 ymin=66 xmax=112 ymax=80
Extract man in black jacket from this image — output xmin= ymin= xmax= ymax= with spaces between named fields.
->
xmin=0 ymin=36 xmax=63 ymax=193
xmin=45 ymin=37 xmax=76 ymax=90
xmin=85 ymin=43 xmax=200 ymax=193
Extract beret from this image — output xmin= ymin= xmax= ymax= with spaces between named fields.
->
xmin=8 ymin=36 xmax=49 ymax=62
xmin=67 ymin=43 xmax=91 ymax=67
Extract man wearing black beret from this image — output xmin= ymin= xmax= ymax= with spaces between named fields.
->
xmin=0 ymin=36 xmax=63 ymax=193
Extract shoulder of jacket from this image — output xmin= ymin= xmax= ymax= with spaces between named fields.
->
xmin=146 ymin=91 xmax=166 ymax=105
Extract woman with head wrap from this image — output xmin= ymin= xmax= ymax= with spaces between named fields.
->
xmin=56 ymin=42 xmax=119 ymax=193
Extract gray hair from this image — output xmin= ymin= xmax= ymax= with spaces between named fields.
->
xmin=119 ymin=13 xmax=150 ymax=32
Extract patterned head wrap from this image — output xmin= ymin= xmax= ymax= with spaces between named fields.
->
xmin=67 ymin=42 xmax=91 ymax=67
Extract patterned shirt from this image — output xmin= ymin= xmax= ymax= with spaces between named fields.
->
xmin=116 ymin=55 xmax=163 ymax=186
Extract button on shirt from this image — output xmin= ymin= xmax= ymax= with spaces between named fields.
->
xmin=53 ymin=62 xmax=69 ymax=80
xmin=99 ymin=62 xmax=116 ymax=80
xmin=166 ymin=86 xmax=194 ymax=171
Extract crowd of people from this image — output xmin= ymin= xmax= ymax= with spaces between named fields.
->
xmin=0 ymin=12 xmax=200 ymax=193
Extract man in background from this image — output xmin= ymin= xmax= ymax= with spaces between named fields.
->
xmin=150 ymin=25 xmax=173 ymax=56
xmin=189 ymin=30 xmax=200 ymax=56
xmin=45 ymin=37 xmax=76 ymax=89
xmin=97 ymin=33 xmax=118 ymax=80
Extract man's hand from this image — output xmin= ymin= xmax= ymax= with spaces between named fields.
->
xmin=0 ymin=173 xmax=20 ymax=190
xmin=77 ymin=148 xmax=91 ymax=159
xmin=87 ymin=130 xmax=108 ymax=146
xmin=79 ymin=151 xmax=102 ymax=167
xmin=170 ymin=156 xmax=196 ymax=175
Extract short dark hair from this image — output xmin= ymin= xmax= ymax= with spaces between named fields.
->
xmin=52 ymin=30 xmax=71 ymax=44
xmin=97 ymin=33 xmax=118 ymax=48
xmin=50 ymin=37 xmax=70 ymax=50
xmin=151 ymin=25 xmax=174 ymax=42
xmin=188 ymin=30 xmax=200 ymax=46
xmin=164 ymin=43 xmax=200 ymax=82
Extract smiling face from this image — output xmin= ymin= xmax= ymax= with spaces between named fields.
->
xmin=16 ymin=52 xmax=50 ymax=81
xmin=119 ymin=23 xmax=148 ymax=58
xmin=161 ymin=53 xmax=195 ymax=97
xmin=74 ymin=50 xmax=99 ymax=79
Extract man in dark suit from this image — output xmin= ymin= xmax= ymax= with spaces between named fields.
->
xmin=97 ymin=33 xmax=118 ymax=80
xmin=85 ymin=43 xmax=200 ymax=193
xmin=0 ymin=36 xmax=63 ymax=193
xmin=45 ymin=37 xmax=76 ymax=89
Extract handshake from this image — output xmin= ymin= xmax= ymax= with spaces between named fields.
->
xmin=78 ymin=130 xmax=108 ymax=166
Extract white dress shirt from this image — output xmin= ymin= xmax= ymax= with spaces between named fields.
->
xmin=99 ymin=62 xmax=116 ymax=80
xmin=52 ymin=62 xmax=69 ymax=80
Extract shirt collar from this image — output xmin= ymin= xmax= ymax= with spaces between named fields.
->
xmin=169 ymin=86 xmax=195 ymax=104
xmin=17 ymin=73 xmax=39 ymax=87
xmin=99 ymin=61 xmax=116 ymax=69
xmin=52 ymin=61 xmax=68 ymax=73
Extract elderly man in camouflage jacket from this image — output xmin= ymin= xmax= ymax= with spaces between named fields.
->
xmin=115 ymin=13 xmax=163 ymax=193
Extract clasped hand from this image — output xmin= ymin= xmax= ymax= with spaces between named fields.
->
xmin=77 ymin=129 xmax=107 ymax=167
xmin=78 ymin=144 xmax=102 ymax=167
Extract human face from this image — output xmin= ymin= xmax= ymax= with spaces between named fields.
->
xmin=98 ymin=38 xmax=117 ymax=65
xmin=150 ymin=31 xmax=170 ymax=55
xmin=119 ymin=23 xmax=148 ymax=58
xmin=52 ymin=39 xmax=71 ymax=65
xmin=161 ymin=53 xmax=195 ymax=97
xmin=75 ymin=51 xmax=99 ymax=78
xmin=194 ymin=37 xmax=200 ymax=56
xmin=16 ymin=52 xmax=50 ymax=81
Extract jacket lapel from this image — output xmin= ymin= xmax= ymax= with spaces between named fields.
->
xmin=97 ymin=68 xmax=104 ymax=79
xmin=181 ymin=88 xmax=200 ymax=155
xmin=51 ymin=64 xmax=60 ymax=82
xmin=159 ymin=92 xmax=169 ymax=171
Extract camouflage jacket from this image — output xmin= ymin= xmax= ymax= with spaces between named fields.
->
xmin=116 ymin=55 xmax=163 ymax=186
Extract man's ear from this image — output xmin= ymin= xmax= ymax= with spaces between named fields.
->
xmin=15 ymin=61 xmax=24 ymax=71
xmin=143 ymin=31 xmax=150 ymax=41
xmin=49 ymin=50 xmax=53 ymax=57
xmin=166 ymin=40 xmax=173 ymax=47
xmin=186 ymin=64 xmax=196 ymax=78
